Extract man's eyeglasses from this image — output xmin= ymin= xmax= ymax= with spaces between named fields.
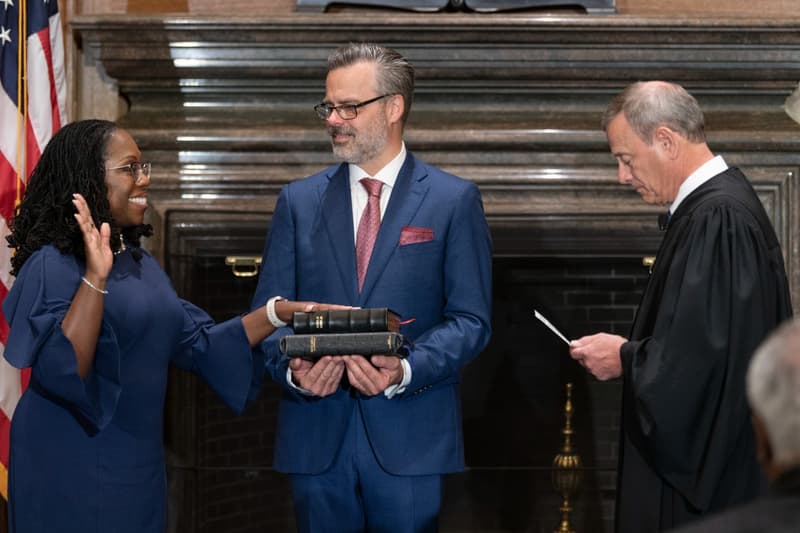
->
xmin=314 ymin=94 xmax=393 ymax=120
xmin=106 ymin=162 xmax=151 ymax=185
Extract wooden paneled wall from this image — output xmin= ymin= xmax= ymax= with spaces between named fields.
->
xmin=63 ymin=0 xmax=800 ymax=122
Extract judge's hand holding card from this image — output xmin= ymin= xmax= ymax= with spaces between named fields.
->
xmin=569 ymin=333 xmax=627 ymax=381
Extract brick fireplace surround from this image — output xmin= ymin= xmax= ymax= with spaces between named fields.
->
xmin=71 ymin=13 xmax=800 ymax=533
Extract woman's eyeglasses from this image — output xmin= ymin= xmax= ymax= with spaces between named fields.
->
xmin=106 ymin=162 xmax=151 ymax=185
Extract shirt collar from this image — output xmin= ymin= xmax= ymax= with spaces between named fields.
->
xmin=670 ymin=155 xmax=728 ymax=214
xmin=348 ymin=143 xmax=407 ymax=190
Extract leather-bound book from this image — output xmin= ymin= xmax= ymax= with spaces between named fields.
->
xmin=279 ymin=332 xmax=408 ymax=360
xmin=292 ymin=308 xmax=400 ymax=334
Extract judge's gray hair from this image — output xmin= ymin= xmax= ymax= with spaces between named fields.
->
xmin=601 ymin=81 xmax=706 ymax=145
xmin=747 ymin=318 xmax=800 ymax=465
xmin=327 ymin=42 xmax=415 ymax=127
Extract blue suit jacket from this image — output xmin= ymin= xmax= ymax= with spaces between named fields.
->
xmin=252 ymin=153 xmax=492 ymax=476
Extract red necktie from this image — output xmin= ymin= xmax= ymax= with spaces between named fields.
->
xmin=356 ymin=178 xmax=383 ymax=292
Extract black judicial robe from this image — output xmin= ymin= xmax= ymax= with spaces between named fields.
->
xmin=616 ymin=167 xmax=793 ymax=532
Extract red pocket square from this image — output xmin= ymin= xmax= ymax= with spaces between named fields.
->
xmin=399 ymin=226 xmax=434 ymax=245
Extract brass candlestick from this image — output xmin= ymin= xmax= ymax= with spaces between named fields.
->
xmin=552 ymin=382 xmax=582 ymax=533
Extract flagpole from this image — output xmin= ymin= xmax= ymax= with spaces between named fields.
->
xmin=15 ymin=0 xmax=27 ymax=206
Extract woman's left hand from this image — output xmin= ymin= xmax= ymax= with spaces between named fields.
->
xmin=73 ymin=193 xmax=113 ymax=283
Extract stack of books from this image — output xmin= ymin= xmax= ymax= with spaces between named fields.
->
xmin=279 ymin=308 xmax=408 ymax=360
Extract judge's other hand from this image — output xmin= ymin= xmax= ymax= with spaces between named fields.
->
xmin=73 ymin=193 xmax=112 ymax=281
xmin=344 ymin=355 xmax=403 ymax=397
xmin=290 ymin=356 xmax=344 ymax=397
xmin=569 ymin=333 xmax=626 ymax=381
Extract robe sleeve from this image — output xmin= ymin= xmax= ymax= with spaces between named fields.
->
xmin=2 ymin=248 xmax=122 ymax=434
xmin=170 ymin=300 xmax=265 ymax=413
xmin=620 ymin=200 xmax=790 ymax=511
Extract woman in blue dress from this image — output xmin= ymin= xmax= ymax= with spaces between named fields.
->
xmin=1 ymin=119 xmax=339 ymax=532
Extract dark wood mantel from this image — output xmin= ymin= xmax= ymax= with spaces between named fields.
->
xmin=71 ymin=13 xmax=800 ymax=305
xmin=65 ymin=13 xmax=800 ymax=533
xmin=69 ymin=12 xmax=800 ymax=311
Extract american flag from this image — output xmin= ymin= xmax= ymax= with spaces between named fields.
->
xmin=0 ymin=0 xmax=67 ymax=498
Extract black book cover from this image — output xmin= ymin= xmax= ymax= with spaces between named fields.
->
xmin=279 ymin=332 xmax=407 ymax=359
xmin=292 ymin=308 xmax=400 ymax=334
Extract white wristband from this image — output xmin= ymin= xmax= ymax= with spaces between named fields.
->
xmin=266 ymin=296 xmax=288 ymax=328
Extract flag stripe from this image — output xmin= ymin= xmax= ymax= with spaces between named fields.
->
xmin=0 ymin=156 xmax=17 ymax=223
xmin=27 ymin=28 xmax=54 ymax=171
xmin=46 ymin=16 xmax=67 ymax=130
xmin=0 ymin=90 xmax=21 ymax=176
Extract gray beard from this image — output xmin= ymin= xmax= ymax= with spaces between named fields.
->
xmin=328 ymin=119 xmax=389 ymax=165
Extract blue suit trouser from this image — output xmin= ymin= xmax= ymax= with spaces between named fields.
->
xmin=289 ymin=401 xmax=443 ymax=533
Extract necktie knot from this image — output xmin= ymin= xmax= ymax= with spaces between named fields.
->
xmin=360 ymin=177 xmax=383 ymax=198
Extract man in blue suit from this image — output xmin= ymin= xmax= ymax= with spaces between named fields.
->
xmin=252 ymin=43 xmax=492 ymax=532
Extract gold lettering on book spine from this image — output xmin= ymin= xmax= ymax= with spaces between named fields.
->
xmin=310 ymin=336 xmax=316 ymax=353
xmin=315 ymin=315 xmax=323 ymax=330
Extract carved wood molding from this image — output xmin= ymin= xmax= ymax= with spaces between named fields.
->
xmin=72 ymin=15 xmax=800 ymax=82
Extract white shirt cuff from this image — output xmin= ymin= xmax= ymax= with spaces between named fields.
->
xmin=384 ymin=358 xmax=412 ymax=399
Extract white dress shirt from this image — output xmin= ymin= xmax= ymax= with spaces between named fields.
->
xmin=348 ymin=143 xmax=406 ymax=242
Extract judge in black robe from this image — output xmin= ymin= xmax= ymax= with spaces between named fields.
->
xmin=569 ymin=81 xmax=793 ymax=532
xmin=617 ymin=166 xmax=793 ymax=530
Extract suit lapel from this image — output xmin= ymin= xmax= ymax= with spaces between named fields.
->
xmin=319 ymin=163 xmax=358 ymax=299
xmin=359 ymin=153 xmax=429 ymax=302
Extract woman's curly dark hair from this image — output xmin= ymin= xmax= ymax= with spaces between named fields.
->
xmin=7 ymin=119 xmax=153 ymax=275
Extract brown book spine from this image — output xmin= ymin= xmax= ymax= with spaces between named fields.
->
xmin=279 ymin=332 xmax=407 ymax=359
xmin=292 ymin=308 xmax=400 ymax=334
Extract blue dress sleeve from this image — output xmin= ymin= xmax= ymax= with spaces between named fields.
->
xmin=2 ymin=248 xmax=122 ymax=434
xmin=171 ymin=299 xmax=265 ymax=413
